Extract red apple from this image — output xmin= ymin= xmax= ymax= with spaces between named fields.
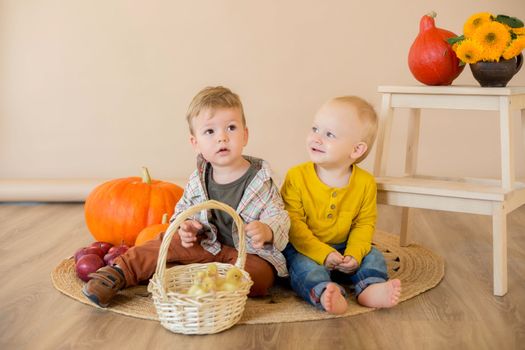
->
xmin=74 ymin=246 xmax=105 ymax=262
xmin=90 ymin=241 xmax=113 ymax=254
xmin=103 ymin=245 xmax=129 ymax=266
xmin=76 ymin=254 xmax=105 ymax=282
xmin=103 ymin=252 xmax=120 ymax=266
xmin=108 ymin=245 xmax=129 ymax=255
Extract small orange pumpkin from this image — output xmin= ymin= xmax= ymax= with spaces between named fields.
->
xmin=135 ymin=213 xmax=170 ymax=246
xmin=84 ymin=167 xmax=183 ymax=246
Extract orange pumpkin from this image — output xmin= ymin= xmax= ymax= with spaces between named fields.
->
xmin=135 ymin=213 xmax=170 ymax=246
xmin=84 ymin=167 xmax=183 ymax=246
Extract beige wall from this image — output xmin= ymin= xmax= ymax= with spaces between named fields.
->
xmin=1 ymin=1 xmax=524 ymax=198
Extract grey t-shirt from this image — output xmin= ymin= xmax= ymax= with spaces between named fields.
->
xmin=205 ymin=161 xmax=258 ymax=246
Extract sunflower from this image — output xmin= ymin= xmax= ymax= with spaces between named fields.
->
xmin=473 ymin=21 xmax=511 ymax=61
xmin=502 ymin=36 xmax=525 ymax=60
xmin=455 ymin=39 xmax=484 ymax=64
xmin=464 ymin=12 xmax=493 ymax=37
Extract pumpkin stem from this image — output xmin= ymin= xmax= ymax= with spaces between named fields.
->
xmin=161 ymin=213 xmax=168 ymax=224
xmin=420 ymin=11 xmax=437 ymax=32
xmin=141 ymin=167 xmax=152 ymax=184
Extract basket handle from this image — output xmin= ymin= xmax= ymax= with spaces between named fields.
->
xmin=153 ymin=200 xmax=248 ymax=298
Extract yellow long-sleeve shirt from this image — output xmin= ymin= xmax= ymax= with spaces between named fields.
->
xmin=281 ymin=162 xmax=377 ymax=265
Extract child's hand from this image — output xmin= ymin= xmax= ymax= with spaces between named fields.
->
xmin=324 ymin=251 xmax=344 ymax=270
xmin=334 ymin=256 xmax=359 ymax=274
xmin=245 ymin=221 xmax=273 ymax=249
xmin=178 ymin=220 xmax=203 ymax=248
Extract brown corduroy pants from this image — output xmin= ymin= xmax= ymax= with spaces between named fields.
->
xmin=114 ymin=232 xmax=275 ymax=297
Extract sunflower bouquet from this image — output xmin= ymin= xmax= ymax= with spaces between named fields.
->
xmin=448 ymin=13 xmax=525 ymax=64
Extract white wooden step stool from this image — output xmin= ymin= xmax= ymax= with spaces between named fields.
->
xmin=374 ymin=85 xmax=525 ymax=296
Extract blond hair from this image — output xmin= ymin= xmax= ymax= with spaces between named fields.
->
xmin=331 ymin=96 xmax=378 ymax=164
xmin=186 ymin=86 xmax=246 ymax=134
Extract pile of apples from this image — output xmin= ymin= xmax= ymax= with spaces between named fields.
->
xmin=74 ymin=242 xmax=129 ymax=282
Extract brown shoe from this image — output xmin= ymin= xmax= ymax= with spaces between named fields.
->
xmin=82 ymin=266 xmax=126 ymax=308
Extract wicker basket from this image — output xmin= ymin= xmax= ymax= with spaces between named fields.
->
xmin=147 ymin=200 xmax=254 ymax=334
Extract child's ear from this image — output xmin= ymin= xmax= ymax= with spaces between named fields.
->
xmin=189 ymin=134 xmax=199 ymax=153
xmin=351 ymin=142 xmax=368 ymax=159
xmin=243 ymin=127 xmax=249 ymax=146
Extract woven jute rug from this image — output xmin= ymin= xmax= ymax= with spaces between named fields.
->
xmin=51 ymin=230 xmax=444 ymax=324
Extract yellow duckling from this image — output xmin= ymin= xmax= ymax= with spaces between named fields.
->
xmin=206 ymin=263 xmax=219 ymax=281
xmin=186 ymin=271 xmax=207 ymax=296
xmin=218 ymin=267 xmax=244 ymax=292
xmin=202 ymin=276 xmax=217 ymax=293
xmin=186 ymin=271 xmax=218 ymax=296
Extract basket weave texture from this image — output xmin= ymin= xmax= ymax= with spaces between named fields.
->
xmin=147 ymin=200 xmax=254 ymax=334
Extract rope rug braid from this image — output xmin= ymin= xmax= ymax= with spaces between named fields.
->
xmin=52 ymin=229 xmax=444 ymax=324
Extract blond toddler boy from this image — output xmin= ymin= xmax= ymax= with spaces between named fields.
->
xmin=83 ymin=86 xmax=290 ymax=307
xmin=281 ymin=96 xmax=401 ymax=314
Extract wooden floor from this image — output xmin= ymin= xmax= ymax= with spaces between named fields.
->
xmin=1 ymin=203 xmax=524 ymax=349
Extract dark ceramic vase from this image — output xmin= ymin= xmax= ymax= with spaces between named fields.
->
xmin=469 ymin=52 xmax=523 ymax=87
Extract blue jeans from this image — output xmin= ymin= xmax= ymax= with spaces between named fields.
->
xmin=282 ymin=243 xmax=388 ymax=310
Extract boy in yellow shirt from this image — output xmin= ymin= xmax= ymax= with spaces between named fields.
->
xmin=281 ymin=96 xmax=401 ymax=314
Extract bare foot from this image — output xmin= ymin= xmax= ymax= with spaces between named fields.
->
xmin=357 ymin=279 xmax=401 ymax=308
xmin=320 ymin=283 xmax=348 ymax=314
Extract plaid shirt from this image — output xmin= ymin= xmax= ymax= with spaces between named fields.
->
xmin=171 ymin=154 xmax=290 ymax=277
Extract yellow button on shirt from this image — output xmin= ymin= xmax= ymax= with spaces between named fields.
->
xmin=280 ymin=162 xmax=377 ymax=265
